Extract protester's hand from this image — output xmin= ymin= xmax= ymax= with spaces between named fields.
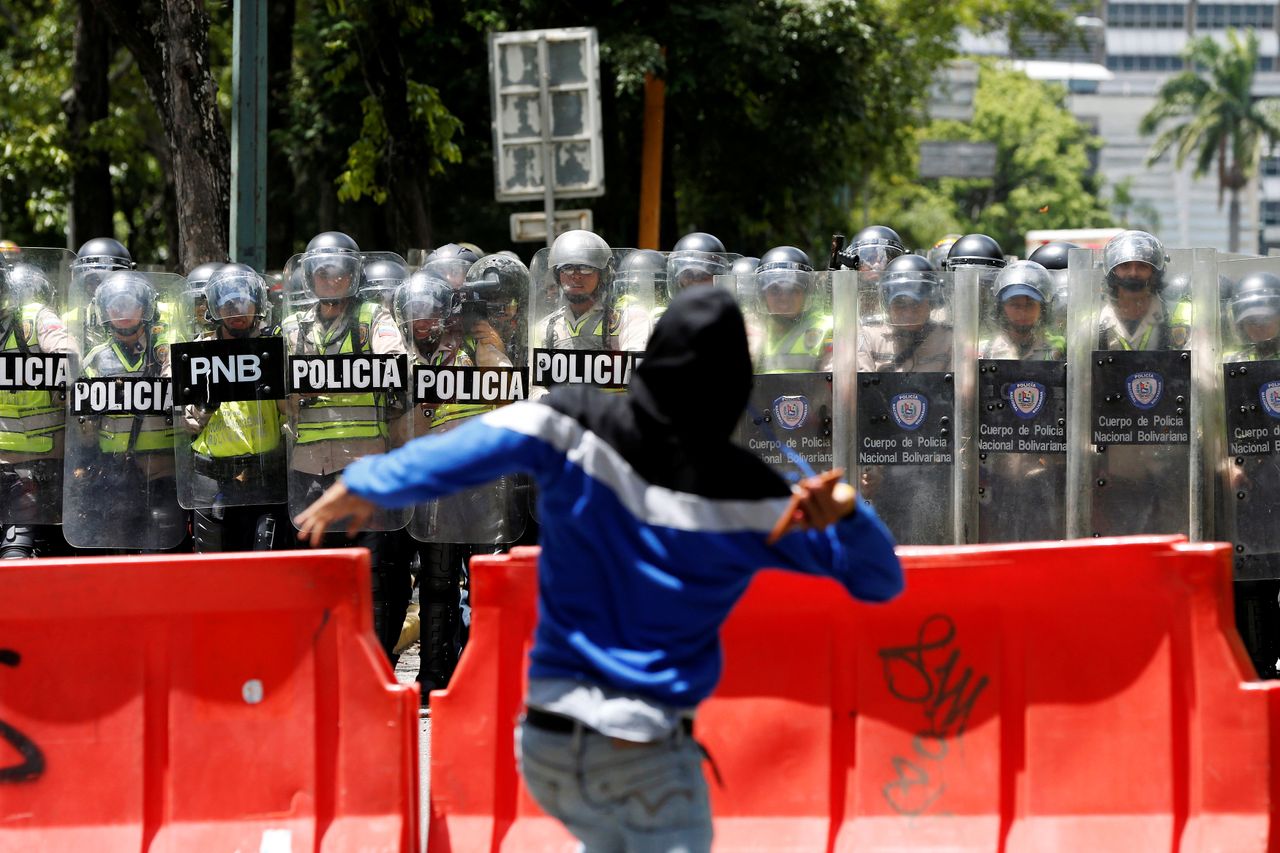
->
xmin=766 ymin=468 xmax=857 ymax=545
xmin=859 ymin=465 xmax=883 ymax=498
xmin=294 ymin=479 xmax=376 ymax=547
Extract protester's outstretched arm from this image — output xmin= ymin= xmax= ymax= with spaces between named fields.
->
xmin=763 ymin=474 xmax=903 ymax=603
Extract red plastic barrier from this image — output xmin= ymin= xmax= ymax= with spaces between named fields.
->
xmin=429 ymin=537 xmax=1280 ymax=852
xmin=0 ymin=549 xmax=418 ymax=853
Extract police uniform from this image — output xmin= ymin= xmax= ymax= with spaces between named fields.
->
xmin=978 ymin=330 xmax=1064 ymax=360
xmin=0 ymin=302 xmax=79 ymax=557
xmin=283 ymin=298 xmax=410 ymax=661
xmin=1097 ymin=300 xmax=1170 ymax=352
xmin=541 ymin=298 xmax=649 ymax=352
xmin=857 ymin=321 xmax=953 ymax=544
xmin=758 ymin=310 xmax=833 ymax=373
xmin=857 ymin=322 xmax=953 ymax=372
xmin=181 ymin=327 xmax=290 ymax=553
xmin=76 ymin=330 xmax=185 ymax=550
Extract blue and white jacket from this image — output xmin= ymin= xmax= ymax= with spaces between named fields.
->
xmin=344 ymin=287 xmax=903 ymax=711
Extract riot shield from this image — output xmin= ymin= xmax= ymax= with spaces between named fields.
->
xmin=400 ymin=255 xmax=530 ymax=545
xmin=1216 ymin=256 xmax=1280 ymax=578
xmin=172 ymin=266 xmax=288 ymax=511
xmin=1065 ymin=246 xmax=1213 ymax=539
xmin=730 ymin=266 xmax=838 ymax=484
xmin=0 ymin=248 xmax=76 ymax=525
xmin=528 ymin=247 xmax=654 ymax=391
xmin=62 ymin=271 xmax=188 ymax=550
xmin=851 ymin=266 xmax=963 ymax=545
xmin=975 ymin=264 xmax=1068 ymax=542
xmin=660 ymin=248 xmax=742 ymax=315
xmin=280 ymin=251 xmax=411 ymax=533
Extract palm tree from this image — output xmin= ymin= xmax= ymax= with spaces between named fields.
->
xmin=1139 ymin=29 xmax=1280 ymax=252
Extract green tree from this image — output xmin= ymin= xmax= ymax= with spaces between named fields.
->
xmin=1139 ymin=29 xmax=1280 ymax=253
xmin=865 ymin=63 xmax=1115 ymax=255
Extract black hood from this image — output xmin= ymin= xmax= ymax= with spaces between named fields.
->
xmin=544 ymin=285 xmax=787 ymax=499
xmin=628 ymin=286 xmax=752 ymax=440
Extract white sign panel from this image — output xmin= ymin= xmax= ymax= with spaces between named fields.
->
xmin=510 ymin=209 xmax=594 ymax=243
xmin=489 ymin=28 xmax=605 ymax=202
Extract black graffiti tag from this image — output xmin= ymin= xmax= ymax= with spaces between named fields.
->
xmin=878 ymin=615 xmax=989 ymax=817
xmin=0 ymin=649 xmax=45 ymax=783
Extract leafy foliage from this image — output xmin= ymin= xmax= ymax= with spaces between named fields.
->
xmin=866 ymin=63 xmax=1115 ymax=255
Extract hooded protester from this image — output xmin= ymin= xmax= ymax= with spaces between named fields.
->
xmin=295 ymin=286 xmax=903 ymax=851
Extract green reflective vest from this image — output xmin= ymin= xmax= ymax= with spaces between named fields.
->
xmin=760 ymin=312 xmax=832 ymax=374
xmin=288 ymin=302 xmax=387 ymax=446
xmin=0 ymin=304 xmax=64 ymax=454
xmin=83 ymin=338 xmax=173 ymax=454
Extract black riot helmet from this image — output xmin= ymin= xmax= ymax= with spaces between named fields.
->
xmin=95 ymin=270 xmax=156 ymax=337
xmin=302 ymin=231 xmax=362 ymax=302
xmin=8 ymin=263 xmax=55 ymax=310
xmin=1229 ymin=271 xmax=1280 ymax=335
xmin=73 ymin=237 xmax=134 ymax=295
xmin=1103 ymin=230 xmax=1167 ymax=295
xmin=879 ymin=253 xmax=942 ymax=318
xmin=842 ymin=225 xmax=905 ymax=272
xmin=617 ymin=249 xmax=668 ymax=295
xmin=945 ymin=233 xmax=1006 ymax=271
xmin=394 ymin=271 xmax=455 ymax=347
xmin=205 ymin=263 xmax=268 ymax=337
xmin=667 ymin=232 xmax=729 ymax=295
xmin=1028 ymin=241 xmax=1078 ymax=271
xmin=992 ymin=260 xmax=1052 ymax=333
xmin=756 ymin=246 xmax=814 ymax=314
xmin=422 ymin=243 xmax=480 ymax=289
xmin=184 ymin=261 xmax=224 ymax=334
xmin=460 ymin=254 xmax=528 ymax=326
xmin=361 ymin=257 xmax=409 ymax=307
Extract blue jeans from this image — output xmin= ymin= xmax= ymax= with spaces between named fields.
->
xmin=516 ymin=718 xmax=713 ymax=853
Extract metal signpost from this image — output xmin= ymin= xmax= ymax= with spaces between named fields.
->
xmin=488 ymin=28 xmax=604 ymax=246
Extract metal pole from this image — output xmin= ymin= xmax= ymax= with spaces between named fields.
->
xmin=537 ymin=36 xmax=557 ymax=248
xmin=231 ymin=0 xmax=267 ymax=269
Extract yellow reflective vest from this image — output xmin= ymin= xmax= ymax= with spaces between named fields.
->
xmin=0 ymin=304 xmax=65 ymax=454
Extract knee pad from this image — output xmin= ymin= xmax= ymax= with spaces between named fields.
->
xmin=0 ymin=525 xmax=37 ymax=560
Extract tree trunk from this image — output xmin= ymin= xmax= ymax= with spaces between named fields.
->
xmin=90 ymin=0 xmax=230 ymax=270
xmin=62 ymin=0 xmax=115 ymax=250
xmin=356 ymin=5 xmax=433 ymax=252
xmin=266 ymin=0 xmax=296 ymax=268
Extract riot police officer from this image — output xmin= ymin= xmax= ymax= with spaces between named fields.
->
xmin=1028 ymin=240 xmax=1078 ymax=338
xmin=979 ymin=261 xmax=1064 ymax=360
xmin=755 ymin=246 xmax=832 ymax=373
xmin=362 ymin=256 xmax=410 ymax=312
xmin=69 ymin=271 xmax=185 ymax=552
xmin=539 ymin=230 xmax=649 ymax=352
xmin=180 ymin=264 xmax=289 ymax=552
xmin=421 ymin=243 xmax=479 ymax=290
xmin=857 ymin=254 xmax=952 ymax=372
xmin=68 ymin=237 xmax=133 ymax=351
xmin=461 ymin=253 xmax=527 ymax=367
xmin=977 ymin=261 xmax=1067 ymax=542
xmin=835 ymin=225 xmax=905 ymax=278
xmin=183 ymin=261 xmax=224 ymax=338
xmin=666 ymin=232 xmax=730 ymax=298
xmin=927 ymin=233 xmax=962 ymax=270
xmin=0 ymin=260 xmax=78 ymax=558
xmin=1098 ymin=230 xmax=1170 ymax=351
xmin=282 ymin=231 xmax=410 ymax=661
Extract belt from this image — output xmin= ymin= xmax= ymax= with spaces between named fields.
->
xmin=524 ymin=707 xmax=694 ymax=739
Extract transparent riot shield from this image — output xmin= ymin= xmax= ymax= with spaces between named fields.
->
xmin=360 ymin=251 xmax=410 ymax=314
xmin=1065 ymin=246 xmax=1213 ymax=539
xmin=528 ymin=247 xmax=654 ymax=391
xmin=0 ymin=248 xmax=76 ymax=525
xmin=400 ymin=255 xmax=530 ymax=545
xmin=729 ymin=266 xmax=837 ymax=484
xmin=975 ymin=265 xmax=1068 ymax=542
xmin=172 ymin=267 xmax=288 ymax=511
xmin=851 ymin=266 xmax=963 ymax=545
xmin=280 ymin=251 xmax=411 ymax=533
xmin=62 ymin=271 xmax=188 ymax=550
xmin=659 ymin=248 xmax=742 ymax=316
xmin=1216 ymin=256 xmax=1280 ymax=578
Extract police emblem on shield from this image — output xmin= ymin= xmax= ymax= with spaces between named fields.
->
xmin=1261 ymin=381 xmax=1280 ymax=420
xmin=773 ymin=395 xmax=809 ymax=430
xmin=1125 ymin=371 xmax=1163 ymax=410
xmin=1008 ymin=381 xmax=1046 ymax=419
xmin=890 ymin=392 xmax=928 ymax=431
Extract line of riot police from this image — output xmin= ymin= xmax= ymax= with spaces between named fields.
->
xmin=7 ymin=223 xmax=1280 ymax=684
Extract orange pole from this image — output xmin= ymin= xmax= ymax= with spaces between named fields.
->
xmin=638 ymin=60 xmax=666 ymax=249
